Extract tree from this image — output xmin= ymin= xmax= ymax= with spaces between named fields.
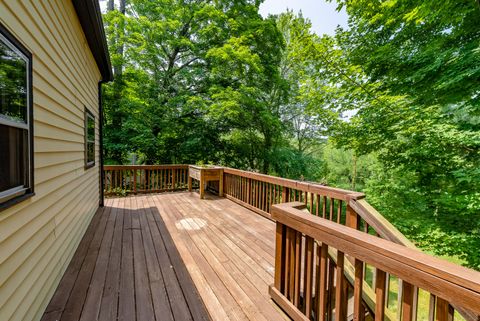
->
xmin=326 ymin=0 xmax=480 ymax=268
xmin=102 ymin=0 xmax=287 ymax=169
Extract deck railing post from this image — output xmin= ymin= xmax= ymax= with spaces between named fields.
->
xmin=274 ymin=221 xmax=285 ymax=291
xmin=172 ymin=168 xmax=176 ymax=190
xmin=133 ymin=169 xmax=137 ymax=194
xmin=346 ymin=196 xmax=359 ymax=230
xmin=219 ymin=168 xmax=224 ymax=197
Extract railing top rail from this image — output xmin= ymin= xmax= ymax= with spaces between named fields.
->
xmin=271 ymin=202 xmax=480 ymax=314
xmin=104 ymin=165 xmax=189 ymax=170
xmin=223 ymin=167 xmax=365 ymax=201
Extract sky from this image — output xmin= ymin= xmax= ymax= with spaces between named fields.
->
xmin=259 ymin=0 xmax=348 ymax=36
xmin=100 ymin=1 xmax=348 ymax=36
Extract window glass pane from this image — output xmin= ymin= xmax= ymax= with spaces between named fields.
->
xmin=0 ymin=35 xmax=27 ymax=124
xmin=87 ymin=115 xmax=95 ymax=142
xmin=87 ymin=142 xmax=95 ymax=164
xmin=0 ymin=124 xmax=28 ymax=191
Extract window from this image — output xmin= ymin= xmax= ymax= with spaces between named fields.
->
xmin=85 ymin=108 xmax=95 ymax=168
xmin=0 ymin=24 xmax=33 ymax=208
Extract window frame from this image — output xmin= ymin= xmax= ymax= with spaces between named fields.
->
xmin=0 ymin=23 xmax=34 ymax=211
xmin=84 ymin=108 xmax=95 ymax=169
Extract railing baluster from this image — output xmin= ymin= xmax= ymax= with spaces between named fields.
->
xmin=385 ymin=272 xmax=390 ymax=308
xmin=260 ymin=181 xmax=264 ymax=211
xmin=335 ymin=251 xmax=347 ymax=321
xmin=304 ymin=236 xmax=314 ymax=317
xmin=354 ymin=258 xmax=365 ymax=321
xmin=428 ymin=294 xmax=436 ymax=321
xmin=321 ymin=196 xmax=326 ymax=218
xmin=309 ymin=193 xmax=314 ymax=214
xmin=375 ymin=269 xmax=387 ymax=321
xmin=329 ymin=198 xmax=334 ymax=220
xmin=284 ymin=227 xmax=291 ymax=296
xmin=133 ymin=169 xmax=137 ymax=194
xmin=436 ymin=297 xmax=454 ymax=321
xmin=288 ymin=228 xmax=296 ymax=301
xmin=294 ymin=232 xmax=302 ymax=307
xmin=318 ymin=243 xmax=328 ymax=321
xmin=337 ymin=200 xmax=343 ymax=224
xmin=327 ymin=259 xmax=335 ymax=320
xmin=256 ymin=181 xmax=260 ymax=208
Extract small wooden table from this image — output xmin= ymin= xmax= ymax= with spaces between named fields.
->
xmin=188 ymin=165 xmax=224 ymax=199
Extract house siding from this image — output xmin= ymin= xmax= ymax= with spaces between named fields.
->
xmin=0 ymin=1 xmax=102 ymax=320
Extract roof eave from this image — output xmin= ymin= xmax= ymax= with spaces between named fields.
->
xmin=72 ymin=0 xmax=113 ymax=82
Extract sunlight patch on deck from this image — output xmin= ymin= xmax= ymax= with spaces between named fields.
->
xmin=175 ymin=218 xmax=208 ymax=230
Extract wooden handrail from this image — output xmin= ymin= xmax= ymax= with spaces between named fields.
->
xmin=270 ymin=202 xmax=480 ymax=320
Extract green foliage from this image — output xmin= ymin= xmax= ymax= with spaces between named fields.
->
xmin=101 ymin=2 xmax=480 ymax=269
xmin=304 ymin=0 xmax=480 ymax=269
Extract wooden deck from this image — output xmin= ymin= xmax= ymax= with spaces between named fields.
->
xmin=42 ymin=192 xmax=287 ymax=321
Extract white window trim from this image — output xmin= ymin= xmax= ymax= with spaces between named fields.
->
xmin=85 ymin=109 xmax=95 ymax=168
xmin=0 ymin=25 xmax=33 ymax=207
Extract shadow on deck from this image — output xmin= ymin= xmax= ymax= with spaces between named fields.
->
xmin=41 ymin=192 xmax=286 ymax=321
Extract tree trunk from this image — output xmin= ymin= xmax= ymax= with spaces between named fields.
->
xmin=262 ymin=130 xmax=272 ymax=174
xmin=109 ymin=0 xmax=127 ymax=163
xmin=114 ymin=0 xmax=126 ymax=78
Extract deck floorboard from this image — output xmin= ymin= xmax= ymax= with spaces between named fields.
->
xmin=42 ymin=192 xmax=286 ymax=321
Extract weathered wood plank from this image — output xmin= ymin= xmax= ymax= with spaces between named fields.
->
xmin=98 ymin=198 xmax=124 ymax=321
xmin=43 ymin=192 xmax=289 ymax=321
xmin=135 ymin=197 xmax=176 ymax=321
xmin=79 ymin=199 xmax=118 ymax=321
xmin=60 ymin=202 xmax=111 ymax=321
xmin=118 ymin=197 xmax=136 ymax=321
xmin=40 ymin=198 xmax=105 ymax=321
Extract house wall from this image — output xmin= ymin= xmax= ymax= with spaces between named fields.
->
xmin=0 ymin=1 xmax=102 ymax=320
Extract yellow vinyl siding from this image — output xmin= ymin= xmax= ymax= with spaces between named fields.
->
xmin=0 ymin=0 xmax=103 ymax=320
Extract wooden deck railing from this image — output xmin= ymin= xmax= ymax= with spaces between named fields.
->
xmin=104 ymin=165 xmax=192 ymax=195
xmin=103 ymin=165 xmax=479 ymax=320
xmin=222 ymin=168 xmax=478 ymax=321
xmin=223 ymin=167 xmax=364 ymax=219
xmin=270 ymin=202 xmax=480 ymax=321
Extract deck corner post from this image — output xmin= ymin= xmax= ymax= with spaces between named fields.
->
xmin=346 ymin=198 xmax=359 ymax=230
xmin=199 ymin=169 xmax=205 ymax=199
xmin=274 ymin=221 xmax=286 ymax=291
xmin=219 ymin=168 xmax=224 ymax=197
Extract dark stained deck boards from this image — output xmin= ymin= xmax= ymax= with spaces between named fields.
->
xmin=41 ymin=196 xmax=209 ymax=321
xmin=42 ymin=192 xmax=287 ymax=321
